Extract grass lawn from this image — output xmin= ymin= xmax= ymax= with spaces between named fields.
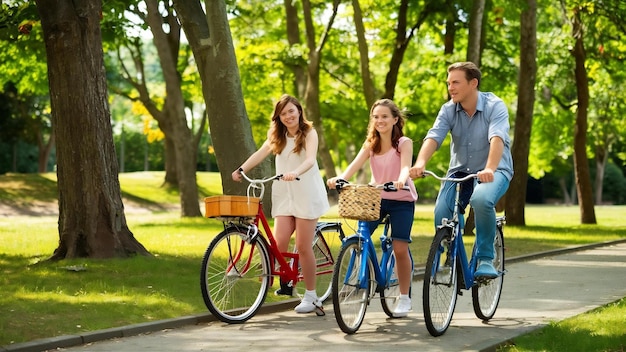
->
xmin=1 ymin=171 xmax=625 ymax=348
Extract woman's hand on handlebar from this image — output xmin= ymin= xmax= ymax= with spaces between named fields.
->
xmin=232 ymin=168 xmax=243 ymax=182
xmin=281 ymin=172 xmax=299 ymax=181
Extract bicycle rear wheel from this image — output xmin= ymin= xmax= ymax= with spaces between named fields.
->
xmin=472 ymin=225 xmax=505 ymax=320
xmin=200 ymin=226 xmax=271 ymax=324
xmin=423 ymin=227 xmax=458 ymax=337
xmin=309 ymin=222 xmax=344 ymax=302
xmin=332 ymin=238 xmax=372 ymax=334
xmin=380 ymin=249 xmax=414 ymax=317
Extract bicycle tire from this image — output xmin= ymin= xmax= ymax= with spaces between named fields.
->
xmin=472 ymin=225 xmax=505 ymax=320
xmin=200 ymin=226 xmax=271 ymax=324
xmin=332 ymin=238 xmax=372 ymax=334
xmin=380 ymin=249 xmax=413 ymax=317
xmin=423 ymin=227 xmax=458 ymax=337
xmin=310 ymin=223 xmax=344 ymax=302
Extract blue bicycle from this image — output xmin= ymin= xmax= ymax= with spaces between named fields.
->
xmin=331 ymin=181 xmax=413 ymax=334
xmin=421 ymin=170 xmax=506 ymax=336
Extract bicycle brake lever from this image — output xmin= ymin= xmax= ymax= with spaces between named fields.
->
xmin=383 ymin=182 xmax=397 ymax=192
xmin=335 ymin=179 xmax=348 ymax=191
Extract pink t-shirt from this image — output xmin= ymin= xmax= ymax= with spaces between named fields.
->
xmin=370 ymin=136 xmax=418 ymax=202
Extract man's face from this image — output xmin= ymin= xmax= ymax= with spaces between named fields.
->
xmin=446 ymin=69 xmax=476 ymax=104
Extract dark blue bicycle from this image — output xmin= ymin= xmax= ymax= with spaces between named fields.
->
xmin=422 ymin=170 xmax=506 ymax=337
xmin=331 ymin=181 xmax=413 ymax=334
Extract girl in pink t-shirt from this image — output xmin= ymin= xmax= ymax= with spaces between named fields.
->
xmin=327 ymin=99 xmax=417 ymax=318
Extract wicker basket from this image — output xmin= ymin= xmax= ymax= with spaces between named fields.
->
xmin=204 ymin=195 xmax=260 ymax=218
xmin=338 ymin=184 xmax=381 ymax=221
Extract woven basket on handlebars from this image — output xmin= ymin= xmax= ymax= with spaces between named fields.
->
xmin=338 ymin=184 xmax=381 ymax=221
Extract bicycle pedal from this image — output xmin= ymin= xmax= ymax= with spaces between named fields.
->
xmin=314 ymin=305 xmax=325 ymax=316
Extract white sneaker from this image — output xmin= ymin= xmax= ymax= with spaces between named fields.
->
xmin=294 ymin=291 xmax=323 ymax=314
xmin=392 ymin=296 xmax=411 ymax=318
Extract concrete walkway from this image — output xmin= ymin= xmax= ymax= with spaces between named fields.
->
xmin=4 ymin=241 xmax=626 ymax=352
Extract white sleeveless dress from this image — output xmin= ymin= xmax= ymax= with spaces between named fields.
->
xmin=271 ymin=136 xmax=329 ymax=219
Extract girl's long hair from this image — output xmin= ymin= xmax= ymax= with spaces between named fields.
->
xmin=364 ymin=99 xmax=405 ymax=154
xmin=268 ymin=94 xmax=312 ymax=154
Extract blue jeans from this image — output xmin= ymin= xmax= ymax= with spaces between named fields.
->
xmin=434 ymin=171 xmax=509 ymax=261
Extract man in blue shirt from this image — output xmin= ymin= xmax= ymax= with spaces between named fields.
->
xmin=410 ymin=61 xmax=513 ymax=278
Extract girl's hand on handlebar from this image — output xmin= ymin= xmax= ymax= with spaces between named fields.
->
xmin=327 ymin=177 xmax=348 ymax=190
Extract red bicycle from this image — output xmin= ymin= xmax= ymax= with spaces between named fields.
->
xmin=200 ymin=171 xmax=345 ymax=323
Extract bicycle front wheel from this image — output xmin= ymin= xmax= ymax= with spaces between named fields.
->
xmin=310 ymin=222 xmax=344 ymax=302
xmin=332 ymin=238 xmax=372 ymax=334
xmin=423 ymin=227 xmax=458 ymax=337
xmin=200 ymin=226 xmax=271 ymax=324
xmin=472 ymin=225 xmax=505 ymax=320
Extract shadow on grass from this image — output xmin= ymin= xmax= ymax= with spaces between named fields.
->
xmin=0 ymin=252 xmax=209 ymax=345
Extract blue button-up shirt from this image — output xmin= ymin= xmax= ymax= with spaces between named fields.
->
xmin=424 ymin=92 xmax=514 ymax=181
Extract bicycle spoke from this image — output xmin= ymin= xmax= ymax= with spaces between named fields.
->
xmin=332 ymin=240 xmax=370 ymax=334
xmin=423 ymin=228 xmax=458 ymax=337
xmin=200 ymin=228 xmax=271 ymax=323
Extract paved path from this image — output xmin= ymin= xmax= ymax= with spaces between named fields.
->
xmin=5 ymin=241 xmax=626 ymax=352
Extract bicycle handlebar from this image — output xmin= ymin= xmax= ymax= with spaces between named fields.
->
xmin=422 ymin=170 xmax=477 ymax=183
xmin=238 ymin=169 xmax=284 ymax=184
xmin=238 ymin=169 xmax=299 ymax=199
xmin=334 ymin=179 xmax=408 ymax=192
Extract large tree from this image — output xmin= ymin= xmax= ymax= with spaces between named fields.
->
xmin=506 ymin=0 xmax=537 ymax=226
xmin=35 ymin=0 xmax=149 ymax=259
xmin=567 ymin=3 xmax=596 ymax=224
xmin=172 ymin=0 xmax=269 ymax=199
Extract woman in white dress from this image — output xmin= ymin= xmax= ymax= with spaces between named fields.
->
xmin=232 ymin=94 xmax=329 ymax=314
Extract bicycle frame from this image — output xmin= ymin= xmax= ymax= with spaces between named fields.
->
xmin=343 ymin=219 xmax=394 ymax=291
xmin=422 ymin=170 xmax=506 ymax=336
xmin=234 ymin=171 xmax=337 ymax=287
xmin=250 ymin=203 xmax=299 ymax=284
xmin=427 ymin=170 xmax=504 ymax=288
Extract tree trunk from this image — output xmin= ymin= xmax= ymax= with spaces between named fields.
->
xmin=301 ymin=0 xmax=340 ymax=179
xmin=467 ymin=0 xmax=485 ymax=65
xmin=382 ymin=0 xmax=430 ymax=100
xmin=352 ymin=0 xmax=376 ymax=108
xmin=143 ymin=0 xmax=201 ymax=217
xmin=172 ymin=0 xmax=271 ymax=204
xmin=506 ymin=0 xmax=537 ymax=226
xmin=443 ymin=1 xmax=456 ymax=55
xmin=36 ymin=0 xmax=149 ymax=259
xmin=559 ymin=177 xmax=572 ymax=205
xmin=284 ymin=0 xmax=307 ymax=98
xmin=37 ymin=129 xmax=55 ymax=173
xmin=594 ymin=145 xmax=607 ymax=204
xmin=570 ymin=9 xmax=596 ymax=224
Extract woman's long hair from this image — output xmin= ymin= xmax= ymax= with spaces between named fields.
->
xmin=364 ymin=99 xmax=405 ymax=154
xmin=268 ymin=94 xmax=313 ymax=155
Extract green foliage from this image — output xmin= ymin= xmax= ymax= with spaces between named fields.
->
xmin=602 ymin=162 xmax=626 ymax=204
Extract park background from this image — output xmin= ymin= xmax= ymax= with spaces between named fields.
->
xmin=1 ymin=1 xmax=626 ymax=350
xmin=0 ymin=1 xmax=625 ymax=261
